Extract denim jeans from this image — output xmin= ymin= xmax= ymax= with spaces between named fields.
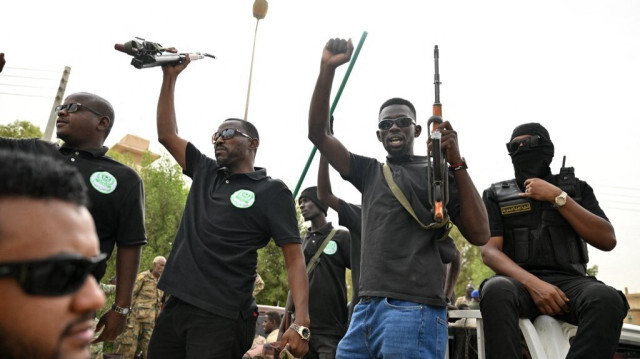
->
xmin=336 ymin=297 xmax=448 ymax=359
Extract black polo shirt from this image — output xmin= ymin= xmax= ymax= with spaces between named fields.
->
xmin=0 ymin=138 xmax=147 ymax=280
xmin=338 ymin=199 xmax=362 ymax=319
xmin=344 ymin=153 xmax=461 ymax=307
xmin=303 ymin=222 xmax=350 ymax=336
xmin=158 ymin=143 xmax=301 ymax=319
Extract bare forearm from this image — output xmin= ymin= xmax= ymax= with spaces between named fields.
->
xmin=282 ymin=244 xmax=310 ymax=326
xmin=114 ymin=245 xmax=142 ymax=307
xmin=157 ymin=72 xmax=187 ymax=169
xmin=317 ymin=156 xmax=340 ymax=211
xmin=308 ymin=67 xmax=335 ymax=145
xmin=559 ymin=198 xmax=616 ymax=250
xmin=482 ymin=244 xmax=539 ymax=289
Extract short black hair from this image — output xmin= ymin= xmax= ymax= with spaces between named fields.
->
xmin=68 ymin=92 xmax=115 ymax=140
xmin=379 ymin=97 xmax=417 ymax=118
xmin=265 ymin=311 xmax=281 ymax=326
xmin=0 ymin=150 xmax=88 ymax=206
xmin=224 ymin=118 xmax=259 ymax=140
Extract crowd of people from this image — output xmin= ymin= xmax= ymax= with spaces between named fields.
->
xmin=0 ymin=32 xmax=629 ymax=359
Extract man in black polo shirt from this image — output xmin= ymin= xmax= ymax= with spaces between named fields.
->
xmin=308 ymin=38 xmax=490 ymax=358
xmin=147 ymin=55 xmax=310 ymax=359
xmin=299 ymin=186 xmax=350 ymax=359
xmin=0 ymin=92 xmax=146 ymax=342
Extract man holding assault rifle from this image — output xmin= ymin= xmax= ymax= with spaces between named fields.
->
xmin=307 ymin=38 xmax=489 ymax=359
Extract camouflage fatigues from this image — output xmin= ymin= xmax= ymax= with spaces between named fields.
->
xmin=115 ymin=270 xmax=163 ymax=359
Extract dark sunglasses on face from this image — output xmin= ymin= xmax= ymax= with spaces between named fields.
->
xmin=0 ymin=252 xmax=106 ymax=296
xmin=506 ymin=135 xmax=544 ymax=154
xmin=378 ymin=117 xmax=416 ymax=131
xmin=211 ymin=128 xmax=253 ymax=143
xmin=54 ymin=103 xmax=106 ymax=118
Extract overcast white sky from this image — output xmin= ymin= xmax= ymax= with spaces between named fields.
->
xmin=2 ymin=0 xmax=639 ymax=292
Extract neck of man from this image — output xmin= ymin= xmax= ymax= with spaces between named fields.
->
xmin=62 ymin=138 xmax=104 ymax=151
xmin=309 ymin=215 xmax=328 ymax=233
xmin=227 ymin=160 xmax=256 ymax=175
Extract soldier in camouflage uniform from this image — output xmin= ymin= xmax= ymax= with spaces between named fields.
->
xmin=115 ymin=256 xmax=166 ymax=358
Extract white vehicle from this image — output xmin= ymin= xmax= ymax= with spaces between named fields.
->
xmin=447 ymin=310 xmax=640 ymax=359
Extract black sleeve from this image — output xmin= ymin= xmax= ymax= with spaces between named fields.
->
xmin=115 ymin=175 xmax=147 ymax=246
xmin=482 ymin=187 xmax=504 ymax=237
xmin=0 ymin=137 xmax=60 ymax=157
xmin=266 ymin=184 xmax=302 ymax=246
xmin=343 ymin=153 xmax=377 ymax=193
xmin=579 ymin=180 xmax=609 ymax=221
xmin=338 ymin=200 xmax=362 ymax=236
xmin=184 ymin=142 xmax=216 ymax=179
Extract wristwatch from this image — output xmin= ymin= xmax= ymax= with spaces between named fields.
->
xmin=554 ymin=191 xmax=568 ymax=207
xmin=289 ymin=323 xmax=311 ymax=341
xmin=111 ymin=303 xmax=131 ymax=316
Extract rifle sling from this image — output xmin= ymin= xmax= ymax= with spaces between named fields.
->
xmin=382 ymin=163 xmax=452 ymax=239
xmin=306 ymin=228 xmax=338 ymax=274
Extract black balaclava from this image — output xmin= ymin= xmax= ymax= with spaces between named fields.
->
xmin=509 ymin=123 xmax=554 ymax=190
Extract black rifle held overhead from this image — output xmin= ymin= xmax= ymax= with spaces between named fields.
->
xmin=426 ymin=45 xmax=449 ymax=223
xmin=114 ymin=38 xmax=215 ymax=69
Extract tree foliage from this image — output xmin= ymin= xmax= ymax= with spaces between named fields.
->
xmin=103 ymin=151 xmax=189 ymax=286
xmin=0 ymin=120 xmax=42 ymax=139
xmin=452 ymin=226 xmax=495 ymax=299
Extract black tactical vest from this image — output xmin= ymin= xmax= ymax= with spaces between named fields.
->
xmin=490 ymin=175 xmax=588 ymax=276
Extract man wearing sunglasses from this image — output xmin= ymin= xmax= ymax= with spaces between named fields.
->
xmin=308 ymin=38 xmax=489 ymax=359
xmin=0 ymin=150 xmax=107 ymax=359
xmin=0 ymin=92 xmax=147 ymax=343
xmin=147 ymin=54 xmax=309 ymax=358
xmin=480 ymin=123 xmax=628 ymax=359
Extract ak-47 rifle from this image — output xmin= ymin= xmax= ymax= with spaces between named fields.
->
xmin=426 ymin=45 xmax=449 ymax=223
xmin=114 ymin=37 xmax=215 ymax=69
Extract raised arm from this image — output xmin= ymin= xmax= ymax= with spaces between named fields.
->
xmin=436 ymin=121 xmax=490 ymax=245
xmin=308 ymin=38 xmax=353 ymax=177
xmin=317 ymin=155 xmax=340 ymax=212
xmin=157 ymin=53 xmax=190 ymax=170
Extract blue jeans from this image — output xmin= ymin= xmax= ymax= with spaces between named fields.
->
xmin=336 ymin=297 xmax=448 ymax=359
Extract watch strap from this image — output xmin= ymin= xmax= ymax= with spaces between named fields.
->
xmin=112 ymin=303 xmax=131 ymax=316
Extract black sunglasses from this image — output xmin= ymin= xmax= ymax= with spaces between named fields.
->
xmin=378 ymin=117 xmax=416 ymax=131
xmin=212 ymin=128 xmax=253 ymax=143
xmin=0 ymin=252 xmax=106 ymax=296
xmin=506 ymin=135 xmax=544 ymax=154
xmin=54 ymin=103 xmax=106 ymax=118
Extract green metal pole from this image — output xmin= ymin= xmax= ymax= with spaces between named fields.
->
xmin=292 ymin=31 xmax=368 ymax=198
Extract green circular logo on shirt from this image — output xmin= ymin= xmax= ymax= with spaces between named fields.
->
xmin=89 ymin=171 xmax=117 ymax=194
xmin=230 ymin=189 xmax=255 ymax=209
xmin=323 ymin=241 xmax=338 ymax=255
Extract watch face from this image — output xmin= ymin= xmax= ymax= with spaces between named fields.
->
xmin=301 ymin=328 xmax=310 ymax=339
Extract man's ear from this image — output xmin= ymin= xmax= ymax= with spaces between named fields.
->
xmin=376 ymin=130 xmax=382 ymax=142
xmin=96 ymin=116 xmax=111 ymax=133
xmin=414 ymin=124 xmax=422 ymax=138
xmin=249 ymin=137 xmax=259 ymax=151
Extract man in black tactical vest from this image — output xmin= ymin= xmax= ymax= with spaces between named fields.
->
xmin=479 ymin=123 xmax=629 ymax=359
